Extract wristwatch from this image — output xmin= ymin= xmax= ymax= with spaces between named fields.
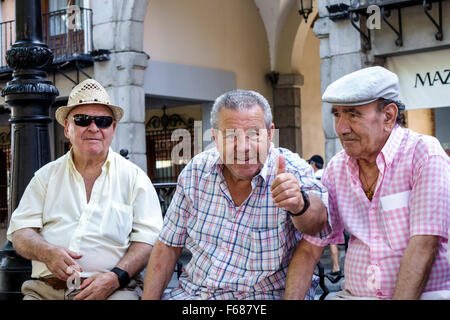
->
xmin=111 ymin=267 xmax=131 ymax=288
xmin=288 ymin=188 xmax=310 ymax=217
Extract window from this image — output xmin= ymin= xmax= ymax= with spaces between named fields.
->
xmin=47 ymin=0 xmax=83 ymax=36
xmin=42 ymin=0 xmax=92 ymax=58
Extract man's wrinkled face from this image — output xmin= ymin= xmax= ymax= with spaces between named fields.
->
xmin=212 ymin=105 xmax=274 ymax=181
xmin=331 ymin=101 xmax=388 ymax=160
xmin=64 ymin=104 xmax=116 ymax=158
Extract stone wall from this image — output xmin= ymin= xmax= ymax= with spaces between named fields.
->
xmin=313 ymin=0 xmax=364 ymax=163
xmin=91 ymin=0 xmax=149 ymax=171
xmin=315 ymin=0 xmax=450 ymax=162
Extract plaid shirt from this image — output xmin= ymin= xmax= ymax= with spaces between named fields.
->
xmin=322 ymin=125 xmax=450 ymax=298
xmin=159 ymin=146 xmax=330 ymax=299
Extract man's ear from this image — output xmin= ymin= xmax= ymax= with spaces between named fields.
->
xmin=212 ymin=128 xmax=217 ymax=144
xmin=64 ymin=118 xmax=70 ymax=139
xmin=383 ymin=103 xmax=398 ymax=130
xmin=268 ymin=123 xmax=275 ymax=142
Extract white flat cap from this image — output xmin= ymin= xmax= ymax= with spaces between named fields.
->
xmin=322 ymin=66 xmax=399 ymax=106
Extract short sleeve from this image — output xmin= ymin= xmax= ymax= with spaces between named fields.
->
xmin=283 ymin=150 xmax=332 ymax=247
xmin=158 ymin=171 xmax=192 ymax=247
xmin=409 ymin=154 xmax=449 ymax=238
xmin=129 ymin=171 xmax=163 ymax=245
xmin=7 ymin=175 xmax=46 ymax=241
xmin=305 ymin=164 xmax=346 ymax=246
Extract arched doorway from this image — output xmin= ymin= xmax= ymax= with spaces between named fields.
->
xmin=273 ymin=3 xmax=324 ymax=159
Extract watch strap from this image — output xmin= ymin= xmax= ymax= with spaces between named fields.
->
xmin=288 ymin=188 xmax=310 ymax=217
xmin=111 ymin=267 xmax=130 ymax=289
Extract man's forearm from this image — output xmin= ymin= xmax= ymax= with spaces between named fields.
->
xmin=115 ymin=242 xmax=153 ymax=278
xmin=290 ymin=194 xmax=327 ymax=236
xmin=11 ymin=228 xmax=55 ymax=262
xmin=392 ymin=235 xmax=439 ymax=299
xmin=285 ymin=239 xmax=324 ymax=299
xmin=142 ymin=240 xmax=183 ymax=300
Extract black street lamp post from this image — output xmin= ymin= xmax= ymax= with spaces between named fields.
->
xmin=0 ymin=0 xmax=58 ymax=299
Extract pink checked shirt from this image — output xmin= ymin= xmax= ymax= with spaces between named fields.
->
xmin=322 ymin=125 xmax=450 ymax=299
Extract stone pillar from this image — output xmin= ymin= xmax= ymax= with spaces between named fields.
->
xmin=91 ymin=0 xmax=149 ymax=171
xmin=273 ymin=74 xmax=303 ymax=155
xmin=313 ymin=0 xmax=366 ymax=164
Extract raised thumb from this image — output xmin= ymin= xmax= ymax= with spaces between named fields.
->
xmin=277 ymin=154 xmax=286 ymax=175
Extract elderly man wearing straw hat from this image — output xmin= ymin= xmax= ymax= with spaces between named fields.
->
xmin=7 ymin=79 xmax=163 ymax=300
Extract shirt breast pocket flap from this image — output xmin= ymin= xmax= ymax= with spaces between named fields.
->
xmin=101 ymin=201 xmax=133 ymax=245
xmin=247 ymin=224 xmax=285 ymax=272
xmin=380 ymin=191 xmax=411 ymax=251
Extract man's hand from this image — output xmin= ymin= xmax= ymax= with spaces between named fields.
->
xmin=270 ymin=154 xmax=305 ymax=214
xmin=72 ymin=272 xmax=120 ymax=300
xmin=11 ymin=228 xmax=83 ymax=281
xmin=42 ymin=246 xmax=83 ymax=281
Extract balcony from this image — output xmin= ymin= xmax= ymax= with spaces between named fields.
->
xmin=0 ymin=6 xmax=93 ymax=79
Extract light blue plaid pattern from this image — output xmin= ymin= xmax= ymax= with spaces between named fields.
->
xmin=159 ymin=147 xmax=329 ymax=300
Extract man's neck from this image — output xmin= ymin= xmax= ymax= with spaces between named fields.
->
xmin=222 ymin=167 xmax=253 ymax=187
xmin=72 ymin=150 xmax=109 ymax=203
xmin=222 ymin=167 xmax=254 ymax=207
xmin=357 ymin=158 xmax=378 ymax=171
xmin=72 ymin=150 xmax=108 ymax=176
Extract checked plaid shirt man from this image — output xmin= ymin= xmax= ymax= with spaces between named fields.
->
xmin=143 ymin=89 xmax=331 ymax=300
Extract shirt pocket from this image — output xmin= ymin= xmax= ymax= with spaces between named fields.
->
xmin=381 ymin=206 xmax=410 ymax=251
xmin=246 ymin=223 xmax=285 ymax=272
xmin=100 ymin=201 xmax=133 ymax=245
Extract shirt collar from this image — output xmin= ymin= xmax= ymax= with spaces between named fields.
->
xmin=210 ymin=144 xmax=276 ymax=183
xmin=343 ymin=124 xmax=404 ymax=167
xmin=378 ymin=124 xmax=404 ymax=168
xmin=258 ymin=145 xmax=276 ymax=182
xmin=67 ymin=147 xmax=113 ymax=174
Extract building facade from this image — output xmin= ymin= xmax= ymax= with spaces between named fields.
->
xmin=314 ymin=0 xmax=450 ymax=162
xmin=0 ymin=0 xmax=326 ymax=236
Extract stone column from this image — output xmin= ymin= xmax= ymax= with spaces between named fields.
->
xmin=273 ymin=74 xmax=303 ymax=155
xmin=91 ymin=0 xmax=149 ymax=171
xmin=314 ymin=0 xmax=366 ymax=164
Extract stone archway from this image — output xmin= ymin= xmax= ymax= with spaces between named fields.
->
xmin=272 ymin=3 xmax=324 ymax=159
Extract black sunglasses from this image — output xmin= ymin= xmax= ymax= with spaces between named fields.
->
xmin=72 ymin=114 xmax=114 ymax=128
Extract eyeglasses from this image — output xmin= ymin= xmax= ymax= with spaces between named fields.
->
xmin=72 ymin=114 xmax=114 ymax=128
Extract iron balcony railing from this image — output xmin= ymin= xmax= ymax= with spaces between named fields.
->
xmin=0 ymin=20 xmax=13 ymax=70
xmin=0 ymin=7 xmax=93 ymax=72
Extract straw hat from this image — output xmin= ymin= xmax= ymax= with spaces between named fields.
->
xmin=55 ymin=79 xmax=123 ymax=126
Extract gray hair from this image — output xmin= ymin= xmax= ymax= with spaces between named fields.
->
xmin=377 ymin=98 xmax=406 ymax=126
xmin=210 ymin=89 xmax=273 ymax=129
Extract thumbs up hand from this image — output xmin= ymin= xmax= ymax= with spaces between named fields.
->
xmin=270 ymin=154 xmax=305 ymax=215
xmin=276 ymin=152 xmax=287 ymax=175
